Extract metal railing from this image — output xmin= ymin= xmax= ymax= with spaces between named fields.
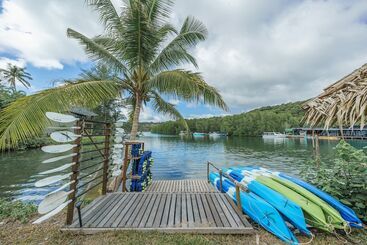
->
xmin=207 ymin=161 xmax=248 ymax=212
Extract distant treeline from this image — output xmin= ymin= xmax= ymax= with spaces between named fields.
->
xmin=151 ymin=101 xmax=306 ymax=136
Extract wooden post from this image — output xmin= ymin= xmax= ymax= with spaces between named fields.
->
xmin=121 ymin=144 xmax=130 ymax=192
xmin=235 ymin=184 xmax=242 ymax=212
xmin=66 ymin=120 xmax=83 ymax=225
xmin=207 ymin=162 xmax=210 ymax=183
xmin=219 ymin=170 xmax=223 ymax=193
xmin=102 ymin=123 xmax=111 ymax=195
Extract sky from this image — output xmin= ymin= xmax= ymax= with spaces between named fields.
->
xmin=0 ymin=0 xmax=367 ymax=122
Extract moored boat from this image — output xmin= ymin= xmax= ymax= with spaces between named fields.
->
xmin=262 ymin=132 xmax=286 ymax=139
xmin=192 ymin=132 xmax=207 ymax=137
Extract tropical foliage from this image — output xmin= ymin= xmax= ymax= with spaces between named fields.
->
xmin=0 ymin=0 xmax=227 ymax=149
xmin=0 ymin=198 xmax=37 ymax=223
xmin=301 ymin=140 xmax=367 ymax=223
xmin=151 ymin=101 xmax=305 ymax=135
xmin=0 ymin=84 xmax=25 ymax=109
xmin=0 ymin=64 xmax=32 ymax=91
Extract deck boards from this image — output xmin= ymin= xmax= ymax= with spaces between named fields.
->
xmin=64 ymin=180 xmax=253 ymax=234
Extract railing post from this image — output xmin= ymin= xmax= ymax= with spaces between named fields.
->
xmin=235 ymin=183 xmax=242 ymax=212
xmin=207 ymin=162 xmax=210 ymax=183
xmin=66 ymin=119 xmax=83 ymax=225
xmin=102 ymin=123 xmax=111 ymax=195
xmin=219 ymin=169 xmax=223 ymax=193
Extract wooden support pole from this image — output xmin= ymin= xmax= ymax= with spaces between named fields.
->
xmin=207 ymin=162 xmax=210 ymax=183
xmin=102 ymin=123 xmax=111 ymax=195
xmin=66 ymin=120 xmax=83 ymax=225
xmin=219 ymin=170 xmax=223 ymax=193
xmin=121 ymin=144 xmax=130 ymax=192
xmin=235 ymin=184 xmax=242 ymax=212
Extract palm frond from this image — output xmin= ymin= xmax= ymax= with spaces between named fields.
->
xmin=0 ymin=80 xmax=121 ymax=150
xmin=146 ymin=0 xmax=173 ymax=25
xmin=150 ymin=90 xmax=188 ymax=130
xmin=86 ymin=0 xmax=125 ymax=35
xmin=67 ymin=28 xmax=130 ymax=76
xmin=147 ymin=69 xmax=228 ymax=111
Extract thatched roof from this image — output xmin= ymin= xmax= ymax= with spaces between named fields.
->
xmin=303 ymin=63 xmax=367 ymax=129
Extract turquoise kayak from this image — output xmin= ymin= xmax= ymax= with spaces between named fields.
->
xmin=209 ymin=172 xmax=299 ymax=244
xmin=246 ymin=166 xmax=363 ymax=228
xmin=223 ymin=168 xmax=311 ymax=236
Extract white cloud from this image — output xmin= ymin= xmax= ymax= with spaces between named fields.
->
xmin=0 ymin=57 xmax=26 ymax=69
xmin=0 ymin=0 xmax=103 ymax=69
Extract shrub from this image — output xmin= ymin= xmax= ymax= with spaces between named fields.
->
xmin=301 ymin=140 xmax=367 ymax=223
xmin=0 ymin=198 xmax=37 ymax=223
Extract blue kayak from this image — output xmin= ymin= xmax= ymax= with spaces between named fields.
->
xmin=242 ymin=166 xmax=363 ymax=229
xmin=209 ymin=172 xmax=299 ymax=244
xmin=223 ymin=168 xmax=311 ymax=236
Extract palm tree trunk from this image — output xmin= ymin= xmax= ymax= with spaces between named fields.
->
xmin=130 ymin=96 xmax=142 ymax=140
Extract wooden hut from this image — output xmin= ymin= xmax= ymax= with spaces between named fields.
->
xmin=303 ymin=63 xmax=367 ymax=129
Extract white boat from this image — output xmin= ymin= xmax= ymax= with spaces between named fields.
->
xmin=209 ymin=132 xmax=228 ymax=137
xmin=193 ymin=132 xmax=207 ymax=137
xmin=262 ymin=132 xmax=286 ymax=139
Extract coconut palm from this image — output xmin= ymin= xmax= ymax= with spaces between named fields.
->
xmin=0 ymin=0 xmax=227 ymax=149
xmin=0 ymin=64 xmax=32 ymax=91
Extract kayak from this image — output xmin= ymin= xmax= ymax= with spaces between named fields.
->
xmin=236 ymin=167 xmax=348 ymax=231
xmin=246 ymin=166 xmax=362 ymax=228
xmin=209 ymin=172 xmax=299 ymax=244
xmin=222 ymin=168 xmax=311 ymax=236
xmin=231 ymin=167 xmax=334 ymax=232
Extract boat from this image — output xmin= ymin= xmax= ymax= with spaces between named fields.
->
xmin=262 ymin=132 xmax=286 ymax=139
xmin=222 ymin=168 xmax=311 ymax=236
xmin=192 ymin=132 xmax=207 ymax=137
xmin=178 ymin=131 xmax=187 ymax=136
xmin=236 ymin=167 xmax=348 ymax=231
xmin=209 ymin=132 xmax=228 ymax=137
xmin=247 ymin=166 xmax=363 ymax=228
xmin=209 ymin=172 xmax=299 ymax=244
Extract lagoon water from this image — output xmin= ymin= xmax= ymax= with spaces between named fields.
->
xmin=1 ymin=133 xmax=366 ymax=202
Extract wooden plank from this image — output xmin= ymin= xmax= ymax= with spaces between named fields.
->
xmin=84 ymin=194 xmax=119 ymax=227
xmin=201 ymin=193 xmax=215 ymax=227
xmin=139 ymin=194 xmax=158 ymax=228
xmin=191 ymin=193 xmax=201 ymax=225
xmin=160 ymin=193 xmax=171 ymax=227
xmin=167 ymin=193 xmax=176 ymax=227
xmin=181 ymin=193 xmax=187 ymax=228
xmin=174 ymin=194 xmax=181 ymax=227
xmin=125 ymin=193 xmax=150 ymax=227
xmin=218 ymin=194 xmax=243 ymax=227
xmin=224 ymin=194 xmax=252 ymax=227
xmin=206 ymin=194 xmax=223 ymax=227
xmin=98 ymin=194 xmax=130 ymax=227
xmin=70 ymin=194 xmax=106 ymax=227
xmin=78 ymin=194 xmax=115 ymax=226
xmin=133 ymin=193 xmax=153 ymax=227
xmin=145 ymin=193 xmax=163 ymax=227
xmin=119 ymin=193 xmax=145 ymax=227
xmin=214 ymin=194 xmax=238 ymax=228
xmin=186 ymin=193 xmax=194 ymax=227
xmin=211 ymin=194 xmax=230 ymax=227
xmin=195 ymin=193 xmax=207 ymax=226
xmin=90 ymin=194 xmax=122 ymax=227
xmin=111 ymin=193 xmax=138 ymax=227
xmin=153 ymin=193 xmax=167 ymax=227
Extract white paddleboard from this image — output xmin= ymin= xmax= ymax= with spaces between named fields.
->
xmin=114 ymin=136 xmax=123 ymax=143
xmin=42 ymin=153 xmax=77 ymax=164
xmin=41 ymin=144 xmax=77 ymax=154
xmin=33 ymin=200 xmax=72 ymax=224
xmin=50 ymin=131 xmax=80 ymax=143
xmin=35 ymin=173 xmax=72 ymax=187
xmin=39 ymin=163 xmax=76 ymax=175
xmin=38 ymin=190 xmax=73 ymax=214
xmin=46 ymin=112 xmax=78 ymax=123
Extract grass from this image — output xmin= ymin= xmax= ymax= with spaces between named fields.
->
xmin=0 ymin=210 xmax=366 ymax=244
xmin=0 ymin=198 xmax=37 ymax=224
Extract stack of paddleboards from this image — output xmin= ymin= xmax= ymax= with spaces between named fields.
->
xmin=110 ymin=123 xmax=126 ymax=178
xmin=210 ymin=165 xmax=363 ymax=244
xmin=129 ymin=145 xmax=154 ymax=192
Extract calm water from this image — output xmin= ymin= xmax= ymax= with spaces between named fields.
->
xmin=1 ymin=133 xmax=366 ymax=202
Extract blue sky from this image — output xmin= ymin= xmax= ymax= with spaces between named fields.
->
xmin=1 ymin=0 xmax=367 ymax=121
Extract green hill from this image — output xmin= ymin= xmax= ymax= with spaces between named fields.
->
xmin=151 ymin=101 xmax=306 ymax=136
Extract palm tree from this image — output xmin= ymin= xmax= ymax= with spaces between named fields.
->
xmin=0 ymin=64 xmax=32 ymax=91
xmin=0 ymin=0 xmax=227 ymax=149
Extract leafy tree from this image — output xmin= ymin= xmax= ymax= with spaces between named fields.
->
xmin=0 ymin=0 xmax=227 ymax=149
xmin=0 ymin=84 xmax=25 ymax=109
xmin=0 ymin=64 xmax=32 ymax=91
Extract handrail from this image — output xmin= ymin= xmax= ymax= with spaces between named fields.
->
xmin=207 ymin=161 xmax=247 ymax=212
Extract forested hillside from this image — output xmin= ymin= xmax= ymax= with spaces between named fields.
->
xmin=151 ymin=101 xmax=306 ymax=136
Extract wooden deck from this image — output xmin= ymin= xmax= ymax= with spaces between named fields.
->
xmin=63 ymin=180 xmax=253 ymax=234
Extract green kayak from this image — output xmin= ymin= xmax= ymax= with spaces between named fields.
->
xmin=251 ymin=174 xmax=334 ymax=232
xmin=269 ymin=175 xmax=347 ymax=230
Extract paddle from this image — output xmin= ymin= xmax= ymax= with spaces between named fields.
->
xmin=46 ymin=112 xmax=78 ymax=123
xmin=38 ymin=190 xmax=74 ymax=214
xmin=114 ymin=136 xmax=123 ymax=143
xmin=33 ymin=200 xmax=72 ymax=224
xmin=35 ymin=173 xmax=72 ymax=187
xmin=114 ymin=144 xmax=123 ymax=149
xmin=112 ymin=169 xmax=122 ymax=177
xmin=50 ymin=131 xmax=81 ymax=143
xmin=41 ymin=144 xmax=77 ymax=154
xmin=42 ymin=153 xmax=77 ymax=164
xmin=39 ymin=162 xmax=76 ymax=175
xmin=48 ymin=126 xmax=81 ymax=130
xmin=48 ymin=180 xmax=75 ymax=195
